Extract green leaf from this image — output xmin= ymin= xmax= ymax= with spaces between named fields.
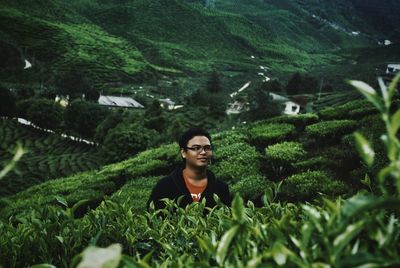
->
xmin=232 ymin=195 xmax=245 ymax=222
xmin=55 ymin=196 xmax=68 ymax=208
xmin=388 ymin=73 xmax=400 ymax=102
xmin=333 ymin=221 xmax=365 ymax=260
xmin=216 ymin=225 xmax=239 ymax=265
xmin=348 ymin=80 xmax=384 ymax=112
xmin=354 ymin=132 xmax=375 ymax=167
xmin=30 ymin=264 xmax=57 ymax=268
xmin=391 ymin=109 xmax=400 ymax=136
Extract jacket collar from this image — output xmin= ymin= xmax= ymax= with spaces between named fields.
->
xmin=171 ymin=164 xmax=216 ymax=198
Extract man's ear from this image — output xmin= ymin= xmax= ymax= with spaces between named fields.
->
xmin=180 ymin=148 xmax=186 ymax=158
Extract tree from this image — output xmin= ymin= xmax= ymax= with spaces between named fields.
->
xmin=286 ymin=72 xmax=302 ymax=95
xmin=0 ymin=86 xmax=16 ymax=117
xmin=55 ymin=69 xmax=91 ymax=99
xmin=84 ymin=88 xmax=100 ymax=102
xmin=206 ymin=71 xmax=222 ymax=93
xmin=64 ymin=100 xmax=109 ymax=139
xmin=102 ymin=123 xmax=158 ymax=163
xmin=144 ymin=99 xmax=166 ymax=132
xmin=94 ymin=110 xmax=125 ymax=143
xmin=27 ymin=99 xmax=64 ymax=130
xmin=244 ymin=83 xmax=281 ymax=121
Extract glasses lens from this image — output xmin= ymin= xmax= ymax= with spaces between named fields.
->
xmin=187 ymin=145 xmax=212 ymax=152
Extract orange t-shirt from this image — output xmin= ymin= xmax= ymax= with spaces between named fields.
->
xmin=183 ymin=172 xmax=207 ymax=202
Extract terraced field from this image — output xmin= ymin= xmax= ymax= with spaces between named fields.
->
xmin=0 ymin=119 xmax=104 ymax=196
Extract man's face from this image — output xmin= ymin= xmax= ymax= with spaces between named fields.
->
xmin=181 ymin=135 xmax=212 ymax=169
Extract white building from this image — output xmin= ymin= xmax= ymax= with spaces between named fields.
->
xmin=386 ymin=63 xmax=400 ymax=74
xmin=98 ymin=95 xmax=144 ymax=108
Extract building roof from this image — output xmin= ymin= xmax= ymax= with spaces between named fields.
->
xmin=98 ymin=95 xmax=144 ymax=108
xmin=159 ymin=98 xmax=175 ymax=106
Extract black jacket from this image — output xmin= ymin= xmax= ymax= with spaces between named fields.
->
xmin=147 ymin=165 xmax=231 ymax=210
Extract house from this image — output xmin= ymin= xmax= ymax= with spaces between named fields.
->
xmin=226 ymin=101 xmax=249 ymax=115
xmin=386 ymin=63 xmax=400 ymax=74
xmin=55 ymin=95 xmax=69 ymax=107
xmin=98 ymin=95 xmax=144 ymax=108
xmin=159 ymin=98 xmax=176 ymax=110
xmin=268 ymin=93 xmax=301 ymax=115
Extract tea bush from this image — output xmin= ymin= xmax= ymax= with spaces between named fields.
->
xmin=319 ymin=99 xmax=374 ymax=120
xmin=231 ymin=175 xmax=272 ymax=200
xmin=264 ymin=141 xmax=307 ymax=178
xmin=292 ymin=156 xmax=334 ymax=171
xmin=280 ymin=170 xmax=349 ymax=201
xmin=247 ymin=122 xmax=295 ymax=148
xmin=305 ymin=119 xmax=358 ymax=143
xmin=211 ymin=141 xmax=261 ymax=182
xmin=263 ymin=113 xmax=319 ymax=131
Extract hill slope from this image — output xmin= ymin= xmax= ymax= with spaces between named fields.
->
xmin=1 ymin=0 xmax=399 ymax=88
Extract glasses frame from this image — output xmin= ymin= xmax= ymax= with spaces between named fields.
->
xmin=185 ymin=145 xmax=213 ymax=153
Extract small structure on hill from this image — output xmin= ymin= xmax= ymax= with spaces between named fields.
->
xmin=98 ymin=95 xmax=144 ymax=108
xmin=159 ymin=98 xmax=176 ymax=110
xmin=386 ymin=63 xmax=400 ymax=74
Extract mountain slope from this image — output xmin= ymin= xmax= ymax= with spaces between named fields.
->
xmin=0 ymin=0 xmax=399 ymax=87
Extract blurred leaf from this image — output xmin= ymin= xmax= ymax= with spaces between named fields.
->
xmin=0 ymin=144 xmax=25 ymax=180
xmin=388 ymin=74 xmax=400 ymax=102
xmin=349 ymin=80 xmax=383 ymax=112
xmin=354 ymin=132 xmax=375 ymax=167
xmin=30 ymin=264 xmax=57 ymax=268
xmin=216 ymin=225 xmax=239 ymax=265
xmin=391 ymin=109 xmax=400 ymax=136
xmin=232 ymin=195 xmax=245 ymax=222
xmin=333 ymin=221 xmax=364 ymax=260
xmin=77 ymin=244 xmax=122 ymax=268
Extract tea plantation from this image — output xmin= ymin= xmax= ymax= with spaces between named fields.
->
xmin=0 ymin=119 xmax=104 ymax=196
xmin=1 ymin=79 xmax=399 ymax=267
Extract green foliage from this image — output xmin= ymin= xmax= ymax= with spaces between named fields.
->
xmin=0 ymin=119 xmax=103 ymax=196
xmin=64 ymin=99 xmax=109 ymax=139
xmin=264 ymin=113 xmax=319 ymax=130
xmin=211 ymin=141 xmax=261 ymax=182
xmin=102 ymin=123 xmax=158 ymax=163
xmin=305 ymin=119 xmax=358 ymax=142
xmin=281 ymin=170 xmax=349 ymax=201
xmin=247 ymin=122 xmax=295 ymax=148
xmin=319 ymin=99 xmax=376 ymax=120
xmin=231 ymin=175 xmax=272 ymax=200
xmin=27 ymin=98 xmax=64 ymax=131
xmin=2 ymin=78 xmax=400 ymax=267
xmin=266 ymin=141 xmax=306 ymax=163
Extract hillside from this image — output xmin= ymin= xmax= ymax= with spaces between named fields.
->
xmin=1 ymin=88 xmax=397 ymax=266
xmin=0 ymin=96 xmax=385 ymax=220
xmin=1 ymin=0 xmax=399 ymax=91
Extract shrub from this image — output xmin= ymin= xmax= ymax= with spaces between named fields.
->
xmin=247 ymin=123 xmax=295 ymax=148
xmin=266 ymin=141 xmax=306 ymax=163
xmin=263 ymin=113 xmax=319 ymax=131
xmin=280 ymin=170 xmax=348 ymax=201
xmin=319 ymin=99 xmax=374 ymax=120
xmin=211 ymin=142 xmax=261 ymax=182
xmin=27 ymin=98 xmax=64 ymax=131
xmin=293 ymin=156 xmax=336 ymax=172
xmin=102 ymin=123 xmax=158 ymax=163
xmin=305 ymin=119 xmax=357 ymax=142
xmin=231 ymin=175 xmax=272 ymax=200
xmin=264 ymin=141 xmax=307 ymax=179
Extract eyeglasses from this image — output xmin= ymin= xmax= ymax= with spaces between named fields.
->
xmin=186 ymin=145 xmax=213 ymax=153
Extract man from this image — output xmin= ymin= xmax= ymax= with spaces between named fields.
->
xmin=147 ymin=128 xmax=231 ymax=210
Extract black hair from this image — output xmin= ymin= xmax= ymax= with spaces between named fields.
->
xmin=178 ymin=128 xmax=212 ymax=150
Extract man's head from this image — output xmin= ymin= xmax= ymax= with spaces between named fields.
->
xmin=179 ymin=128 xmax=212 ymax=169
